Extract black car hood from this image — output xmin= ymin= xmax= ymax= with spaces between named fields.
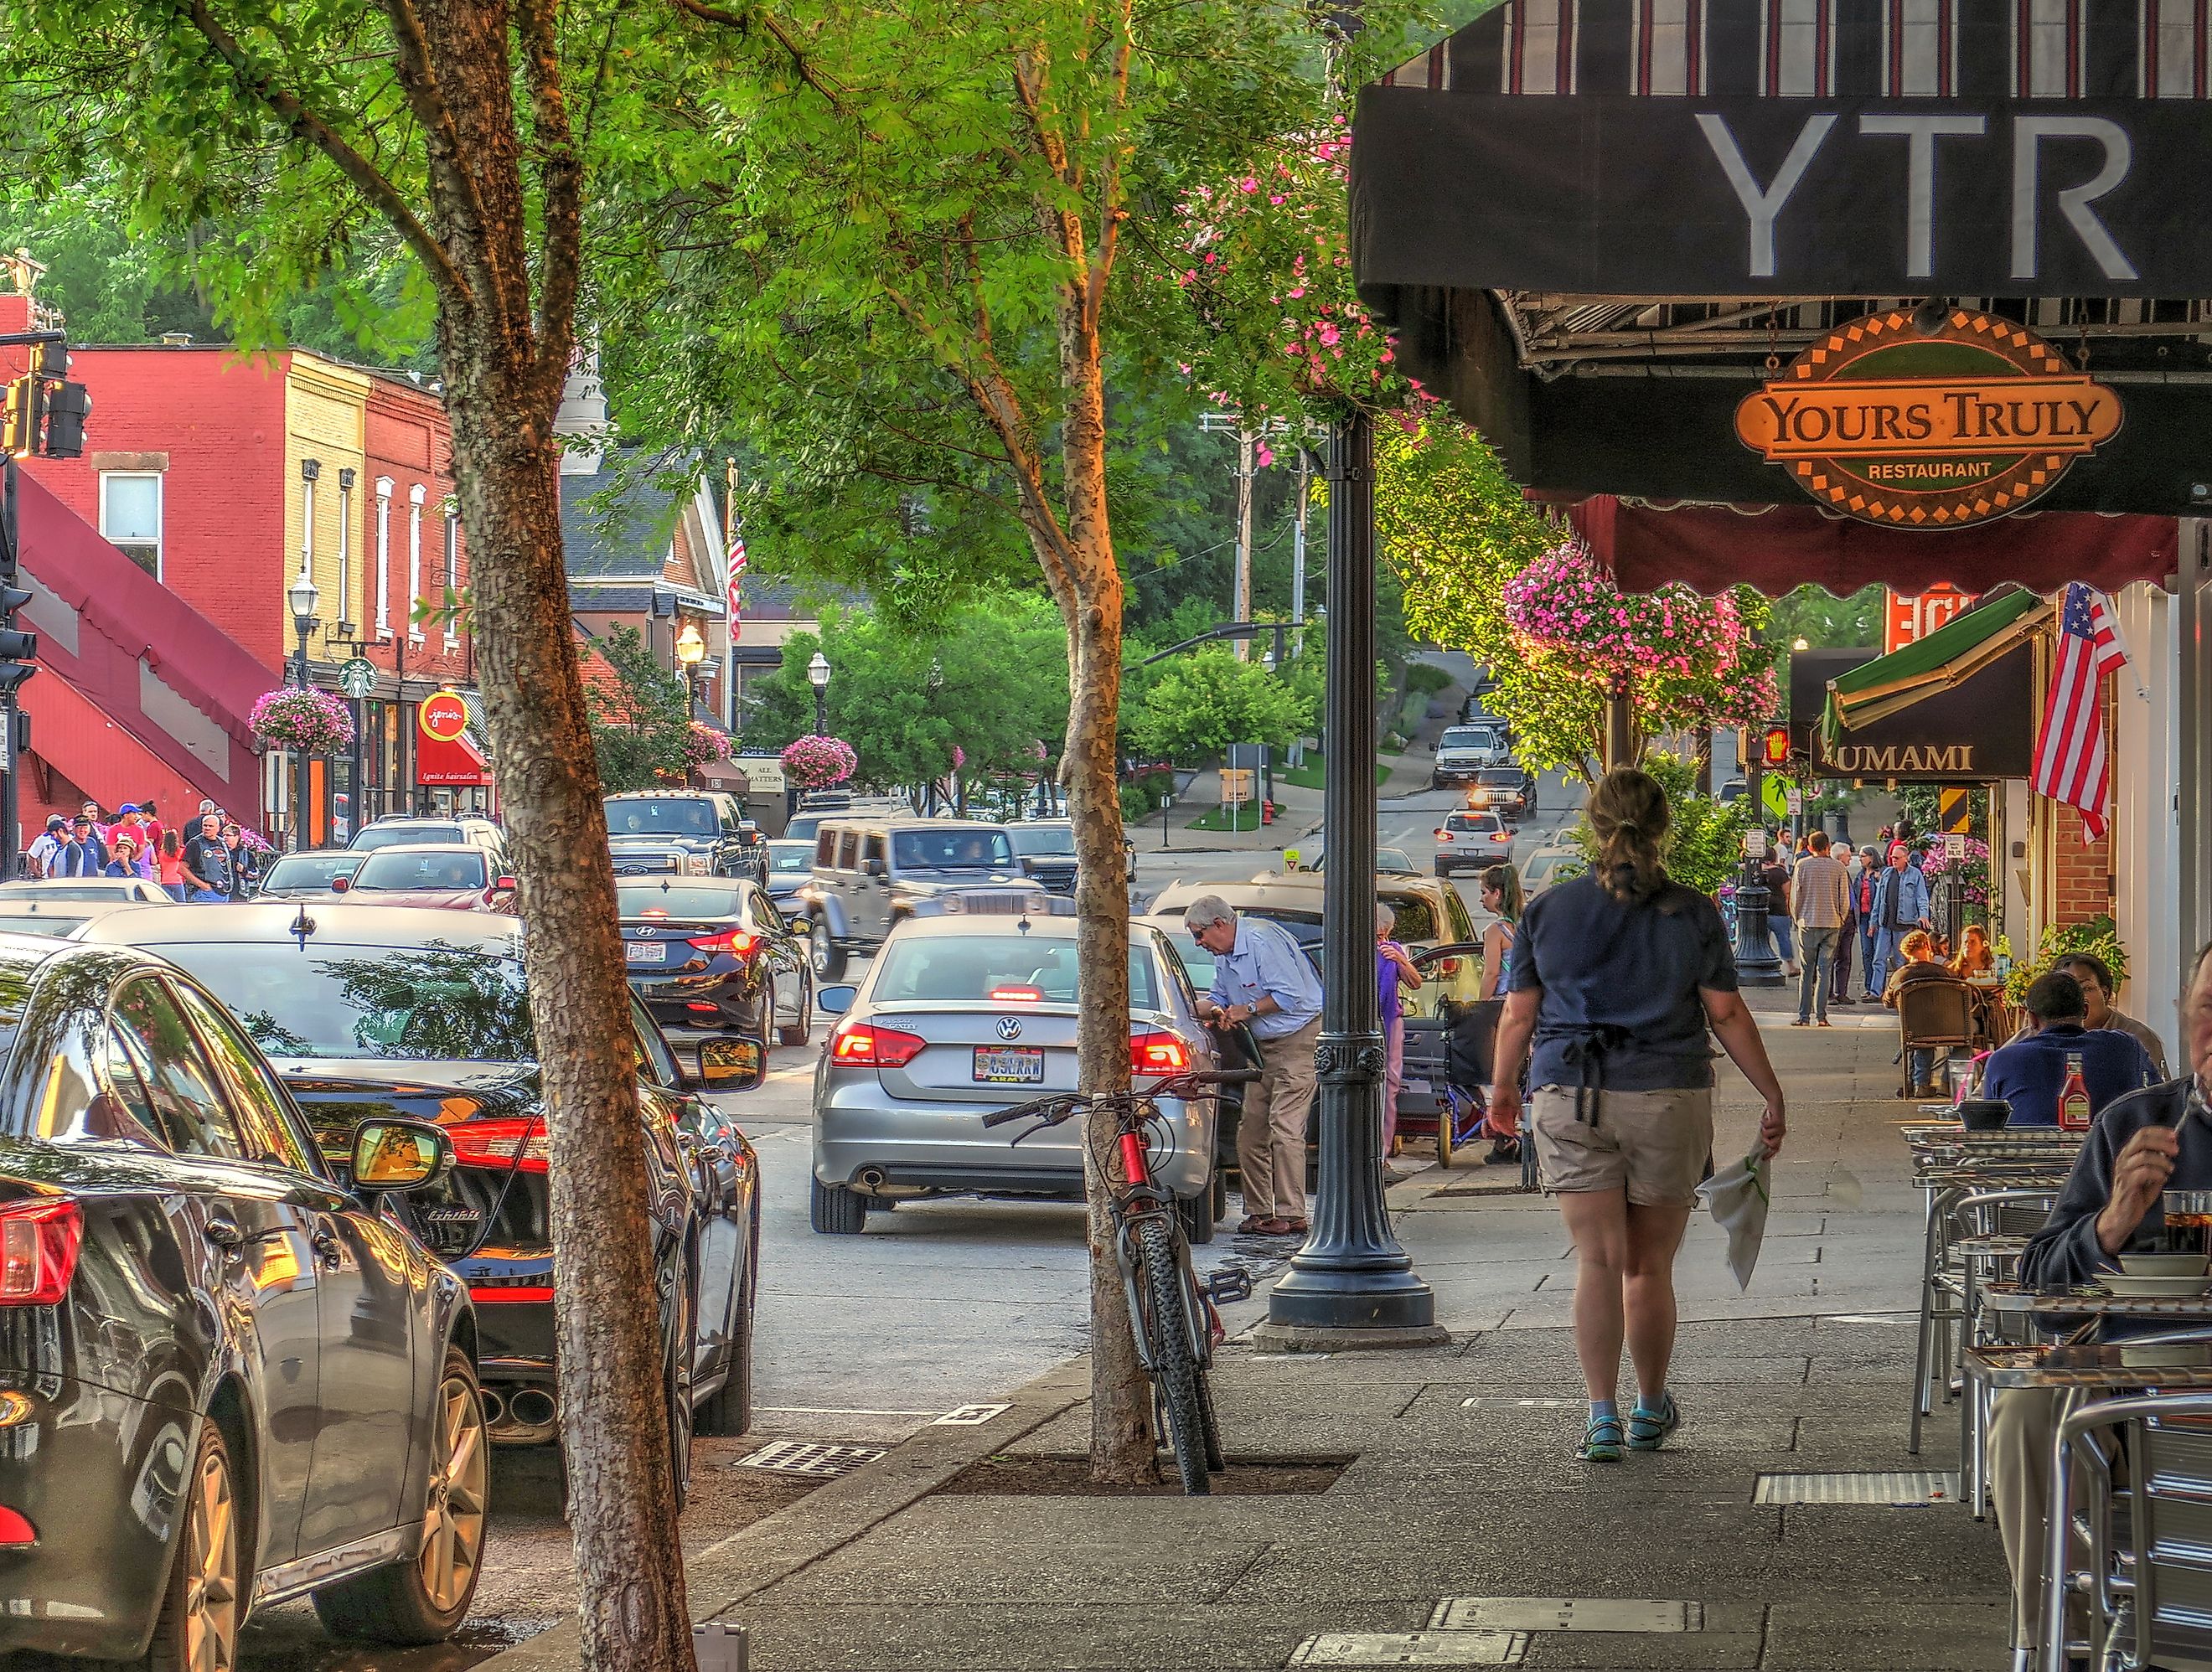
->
xmin=273 ymin=1057 xmax=541 ymax=1157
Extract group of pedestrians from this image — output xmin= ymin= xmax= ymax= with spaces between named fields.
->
xmin=1760 ymin=826 xmax=1940 ymax=1024
xmin=22 ymin=797 xmax=262 ymax=901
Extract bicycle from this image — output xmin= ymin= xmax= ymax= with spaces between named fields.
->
xmin=981 ymin=1068 xmax=1257 ymax=1494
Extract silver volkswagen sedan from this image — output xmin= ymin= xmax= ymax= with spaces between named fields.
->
xmin=809 ymin=915 xmax=1224 ymax=1241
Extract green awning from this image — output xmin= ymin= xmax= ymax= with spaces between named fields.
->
xmin=1821 ymin=588 xmax=2049 ymax=749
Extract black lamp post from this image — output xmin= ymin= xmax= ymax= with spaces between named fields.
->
xmin=807 ymin=650 xmax=830 ymax=737
xmin=287 ymin=571 xmax=320 ymax=850
xmin=1257 ymin=408 xmax=1446 ymax=1351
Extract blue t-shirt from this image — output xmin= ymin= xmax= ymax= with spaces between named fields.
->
xmin=1507 ymin=873 xmax=1738 ymax=1091
xmin=1982 ymin=1023 xmax=2157 ymax=1128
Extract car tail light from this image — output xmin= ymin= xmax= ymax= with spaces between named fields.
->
xmin=0 ymin=1200 xmax=82 ymax=1306
xmin=1491 ymin=830 xmax=1512 ymax=843
xmin=1434 ymin=829 xmax=1452 ymax=842
xmin=448 ymin=1118 xmax=549 ymax=1174
xmin=0 ymin=1506 xmax=34 ymax=1545
xmin=688 ymin=928 xmax=758 ymax=957
xmin=468 ymin=1284 xmax=556 ymax=1305
xmin=830 ymin=1021 xmax=928 ymax=1069
xmin=1129 ymin=1031 xmax=1191 ymax=1076
xmin=989 ymin=984 xmax=1043 ymax=1003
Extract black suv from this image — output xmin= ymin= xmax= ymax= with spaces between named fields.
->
xmin=605 ymin=791 xmax=766 ymax=883
xmin=791 ymin=817 xmax=1062 ymax=979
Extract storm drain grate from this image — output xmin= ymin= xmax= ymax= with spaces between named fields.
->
xmin=1430 ymin=1599 xmax=1702 ymax=1633
xmin=1753 ymin=1470 xmax=1959 ymax=1505
xmin=735 ymin=1440 xmax=886 ymax=1479
xmin=1288 ymin=1631 xmax=1526 ymax=1666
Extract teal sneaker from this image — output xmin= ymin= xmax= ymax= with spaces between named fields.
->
xmin=1626 ymin=1392 xmax=1680 ymax=1451
xmin=1579 ymin=1412 xmax=1625 ymax=1463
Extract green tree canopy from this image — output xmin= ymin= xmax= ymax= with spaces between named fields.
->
xmin=585 ymin=624 xmax=696 ymax=792
xmin=1128 ymin=648 xmax=1313 ymax=763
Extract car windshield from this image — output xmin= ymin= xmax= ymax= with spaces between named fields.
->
xmin=766 ymin=842 xmax=813 ymax=875
xmin=618 ymin=881 xmax=746 ymax=918
xmin=262 ymin=854 xmax=360 ymax=890
xmin=1007 ymin=827 xmax=1076 ymax=857
xmin=1445 ymin=814 xmax=1497 ymax=833
xmin=1478 ymin=769 xmax=1524 ymax=786
xmin=892 ymin=828 xmax=1014 ymax=870
xmin=353 ymin=823 xmax=465 ymax=852
xmin=1439 ymin=728 xmax=1490 ymax=750
xmin=608 ymin=799 xmax=717 ymax=837
xmin=0 ymin=911 xmax=92 ymax=937
xmin=870 ymin=934 xmax=1156 ymax=1008
xmin=352 ymin=850 xmax=489 ymax=891
xmin=149 ymin=940 xmax=535 ymax=1061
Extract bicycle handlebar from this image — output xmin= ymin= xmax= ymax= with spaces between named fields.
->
xmin=976 ymin=1069 xmax=1260 ymax=1132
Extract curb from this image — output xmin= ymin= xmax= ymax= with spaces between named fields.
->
xmin=468 ymin=1360 xmax=1092 ymax=1671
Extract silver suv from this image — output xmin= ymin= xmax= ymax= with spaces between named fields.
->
xmin=792 ymin=817 xmax=1059 ymax=980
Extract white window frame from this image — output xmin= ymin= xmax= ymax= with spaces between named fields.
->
xmin=442 ymin=508 xmax=461 ymax=650
xmin=99 ymin=471 xmax=163 ymax=580
xmin=335 ymin=473 xmax=353 ymax=629
xmin=375 ymin=477 xmax=394 ymax=638
xmin=406 ymin=483 xmax=426 ymax=644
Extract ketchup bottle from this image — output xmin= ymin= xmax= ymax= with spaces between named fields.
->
xmin=2058 ymin=1052 xmax=2092 ymax=1132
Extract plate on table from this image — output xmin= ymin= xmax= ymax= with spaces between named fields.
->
xmin=2119 ymin=1253 xmax=2212 ymax=1278
xmin=2096 ymin=1273 xmax=2212 ymax=1298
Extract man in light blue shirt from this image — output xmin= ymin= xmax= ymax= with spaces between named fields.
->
xmin=1868 ymin=844 xmax=1932 ymax=996
xmin=1186 ymin=894 xmax=1323 ymax=1234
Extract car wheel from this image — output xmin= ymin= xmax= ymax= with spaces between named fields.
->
xmin=809 ymin=920 xmax=846 ymax=982
xmin=695 ymin=1254 xmax=754 ymax=1437
xmin=778 ymin=973 xmax=811 ymax=1047
xmin=1177 ymin=1184 xmax=1217 ymax=1246
xmin=810 ymin=1174 xmax=868 ymax=1235
xmin=148 ymin=1417 xmax=244 ymax=1672
xmin=313 ymin=1345 xmax=488 ymax=1643
xmin=665 ymin=1279 xmax=695 ymax=1512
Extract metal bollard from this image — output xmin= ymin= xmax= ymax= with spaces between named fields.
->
xmin=694 ymin=1621 xmax=749 ymax=1672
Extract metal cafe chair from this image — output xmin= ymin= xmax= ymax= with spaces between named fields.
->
xmin=2043 ymin=1389 xmax=2212 ymax=1672
xmin=1897 ymin=978 xmax=1979 ymax=1099
xmin=1912 ymin=1174 xmax=2070 ymax=1455
xmin=1949 ymin=1189 xmax=2063 ymax=1514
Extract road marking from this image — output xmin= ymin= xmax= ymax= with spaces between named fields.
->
xmin=1430 ymin=1599 xmax=1703 ymax=1633
xmin=756 ymin=1405 xmax=937 ymax=1417
xmin=1459 ymin=1397 xmax=1574 ymax=1409
xmin=933 ymin=1403 xmax=1011 ymax=1426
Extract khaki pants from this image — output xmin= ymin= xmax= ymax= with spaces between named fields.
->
xmin=1990 ymin=1386 xmax=2131 ymax=1652
xmin=1239 ymin=1018 xmax=1320 ymax=1220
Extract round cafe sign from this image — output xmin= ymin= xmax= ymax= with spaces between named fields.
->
xmin=418 ymin=690 xmax=470 ymax=744
xmin=1734 ymin=307 xmax=2122 ymax=529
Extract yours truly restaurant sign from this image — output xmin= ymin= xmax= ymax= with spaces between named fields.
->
xmin=1734 ymin=307 xmax=2122 ymax=527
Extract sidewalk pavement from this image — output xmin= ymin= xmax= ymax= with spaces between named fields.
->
xmin=483 ymin=988 xmax=2008 ymax=1672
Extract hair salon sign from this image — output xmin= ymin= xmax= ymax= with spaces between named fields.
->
xmin=1734 ymin=308 xmax=2122 ymax=528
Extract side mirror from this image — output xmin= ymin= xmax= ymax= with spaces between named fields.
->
xmin=818 ymin=983 xmax=856 ymax=1015
xmin=495 ymin=875 xmax=518 ymax=892
xmin=349 ymin=1118 xmax=452 ymax=1191
xmin=683 ymin=1037 xmax=766 ymax=1094
xmin=862 ymin=858 xmax=886 ymax=878
xmin=331 ymin=875 xmax=351 ymax=892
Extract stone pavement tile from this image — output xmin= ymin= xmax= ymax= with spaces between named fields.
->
xmin=1762 ymin=1598 xmax=2009 ymax=1671
xmin=731 ymin=1602 xmax=1431 ymax=1670
xmin=1775 ymin=1504 xmax=2010 ymax=1587
xmin=767 ymin=1535 xmax=1274 ymax=1606
xmin=1517 ymin=1628 xmax=1763 ymax=1669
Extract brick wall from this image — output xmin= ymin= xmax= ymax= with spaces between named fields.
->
xmin=2052 ymin=802 xmax=2115 ymax=926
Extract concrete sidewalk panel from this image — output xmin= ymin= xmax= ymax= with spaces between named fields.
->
xmin=1762 ymin=1597 xmax=2009 ymax=1670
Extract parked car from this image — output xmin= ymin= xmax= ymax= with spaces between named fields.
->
xmin=1429 ymin=724 xmax=1505 ymax=787
xmin=1467 ymin=766 xmax=1535 ymax=821
xmin=1286 ymin=845 xmax=1421 ymax=877
xmin=0 ymin=932 xmax=483 ymax=1662
xmin=620 ymin=876 xmax=814 ymax=1052
xmin=793 ymin=817 xmax=1061 ymax=981
xmin=1005 ymin=819 xmax=1138 ymax=894
xmin=762 ymin=838 xmax=815 ymax=903
xmin=349 ymin=814 xmax=509 ymax=870
xmin=1520 ymin=844 xmax=1586 ymax=895
xmin=256 ymin=849 xmax=365 ymax=899
xmin=810 ymin=915 xmax=1222 ymax=1240
xmin=1434 ymin=809 xmax=1512 ymax=876
xmin=341 ymin=844 xmax=518 ymax=911
xmin=79 ymin=906 xmax=762 ymax=1499
xmin=605 ymin=790 xmax=766 ymax=884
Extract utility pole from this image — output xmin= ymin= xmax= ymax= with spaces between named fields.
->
xmin=1232 ymin=429 xmax=1254 ymax=659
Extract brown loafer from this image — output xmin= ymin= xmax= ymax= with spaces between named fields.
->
xmin=1274 ymin=1218 xmax=1310 ymax=1236
xmin=1237 ymin=1215 xmax=1274 ymax=1235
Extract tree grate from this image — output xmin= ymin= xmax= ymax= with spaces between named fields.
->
xmin=1752 ymin=1470 xmax=1959 ymax=1504
xmin=734 ymin=1439 xmax=886 ymax=1478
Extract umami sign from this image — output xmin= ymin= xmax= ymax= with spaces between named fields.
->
xmin=1734 ymin=307 xmax=2122 ymax=529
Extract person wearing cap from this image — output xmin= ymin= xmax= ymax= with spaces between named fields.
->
xmin=51 ymin=817 xmax=107 ymax=879
xmin=101 ymin=833 xmax=145 ymax=880
xmin=23 ymin=815 xmax=66 ymax=879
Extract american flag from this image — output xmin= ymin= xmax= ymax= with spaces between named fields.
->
xmin=2031 ymin=583 xmax=2129 ymax=843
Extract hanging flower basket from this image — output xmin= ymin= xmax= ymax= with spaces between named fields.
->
xmin=782 ymin=734 xmax=856 ymax=790
xmin=684 ymin=723 xmax=733 ymax=771
xmin=250 ymin=687 xmax=356 ymax=754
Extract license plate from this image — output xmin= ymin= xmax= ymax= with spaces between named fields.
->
xmin=973 ymin=1047 xmax=1044 ymax=1084
xmin=625 ymin=941 xmax=669 ymax=964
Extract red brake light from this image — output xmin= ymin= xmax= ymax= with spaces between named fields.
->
xmin=688 ymin=928 xmax=758 ymax=957
xmin=989 ymin=984 xmax=1044 ymax=1003
xmin=0 ymin=1200 xmax=82 ymax=1305
xmin=0 ymin=1505 xmax=35 ymax=1545
xmin=830 ymin=1021 xmax=928 ymax=1069
xmin=1435 ymin=829 xmax=1452 ymax=842
xmin=448 ymin=1117 xmax=549 ymax=1174
xmin=1129 ymin=1030 xmax=1191 ymax=1076
xmin=468 ymin=1285 xmax=556 ymax=1305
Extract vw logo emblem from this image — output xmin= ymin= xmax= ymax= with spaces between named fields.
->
xmin=995 ymin=1017 xmax=1022 ymax=1041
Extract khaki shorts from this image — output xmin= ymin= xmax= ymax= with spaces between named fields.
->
xmin=1530 ymin=1085 xmax=1714 ymax=1206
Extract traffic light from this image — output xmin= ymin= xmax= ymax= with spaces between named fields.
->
xmin=1760 ymin=724 xmax=1791 ymax=768
xmin=0 ymin=470 xmax=35 ymax=702
xmin=30 ymin=343 xmax=86 ymax=459
xmin=0 ymin=378 xmax=28 ymax=459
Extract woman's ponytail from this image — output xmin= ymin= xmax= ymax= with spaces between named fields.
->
xmin=1585 ymin=766 xmax=1670 ymax=905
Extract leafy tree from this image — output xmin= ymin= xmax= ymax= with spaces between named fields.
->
xmin=1564 ymin=753 xmax=1749 ymax=896
xmin=1129 ymin=648 xmax=1314 ymax=765
xmin=3 ymin=0 xmax=698 ymax=1660
xmin=586 ymin=624 xmax=695 ymax=792
xmin=1769 ymin=583 xmax=1885 ymax=649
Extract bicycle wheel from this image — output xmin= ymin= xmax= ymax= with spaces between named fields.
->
xmin=1196 ymin=1360 xmax=1225 ymax=1473
xmin=1134 ymin=1217 xmax=1210 ymax=1495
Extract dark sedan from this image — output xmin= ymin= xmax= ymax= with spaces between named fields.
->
xmin=81 ymin=906 xmax=762 ymax=1500
xmin=621 ymin=877 xmax=813 ymax=1053
xmin=0 ymin=934 xmax=483 ymax=1663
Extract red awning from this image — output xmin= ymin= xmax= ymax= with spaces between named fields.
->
xmin=1564 ymin=498 xmax=2179 ymax=598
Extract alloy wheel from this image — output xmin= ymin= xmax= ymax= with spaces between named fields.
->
xmin=184 ymin=1439 xmax=240 ymax=1672
xmin=416 ymin=1371 xmax=488 ymax=1613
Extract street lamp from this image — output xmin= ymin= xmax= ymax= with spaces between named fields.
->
xmin=807 ymin=650 xmax=831 ymax=737
xmin=287 ymin=573 xmax=320 ymax=850
xmin=1791 ymin=635 xmax=1811 ymax=651
xmin=674 ymin=619 xmax=707 ymax=786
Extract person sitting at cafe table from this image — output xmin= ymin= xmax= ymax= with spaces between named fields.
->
xmin=1986 ymin=941 xmax=2209 ymax=1660
xmin=2042 ymin=951 xmax=2169 ymax=1081
xmin=1882 ymin=930 xmax=1962 ymax=1098
xmin=1982 ymin=970 xmax=2155 ymax=1128
xmin=1949 ymin=923 xmax=1996 ymax=979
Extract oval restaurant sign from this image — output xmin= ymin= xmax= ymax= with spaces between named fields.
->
xmin=419 ymin=691 xmax=470 ymax=743
xmin=416 ymin=689 xmax=488 ymax=787
xmin=1734 ymin=308 xmax=2122 ymax=528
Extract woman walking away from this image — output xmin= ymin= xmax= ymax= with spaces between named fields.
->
xmin=156 ymin=831 xmax=187 ymax=901
xmin=1376 ymin=905 xmax=1422 ymax=1163
xmin=1486 ymin=768 xmax=1787 ymax=1463
xmin=1477 ymin=863 xmax=1522 ymax=1002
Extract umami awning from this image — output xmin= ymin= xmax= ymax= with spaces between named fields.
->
xmin=1822 ymin=586 xmax=2048 ymax=745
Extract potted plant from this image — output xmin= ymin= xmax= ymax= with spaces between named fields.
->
xmin=781 ymin=734 xmax=857 ymax=791
xmin=249 ymin=687 xmax=357 ymax=755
